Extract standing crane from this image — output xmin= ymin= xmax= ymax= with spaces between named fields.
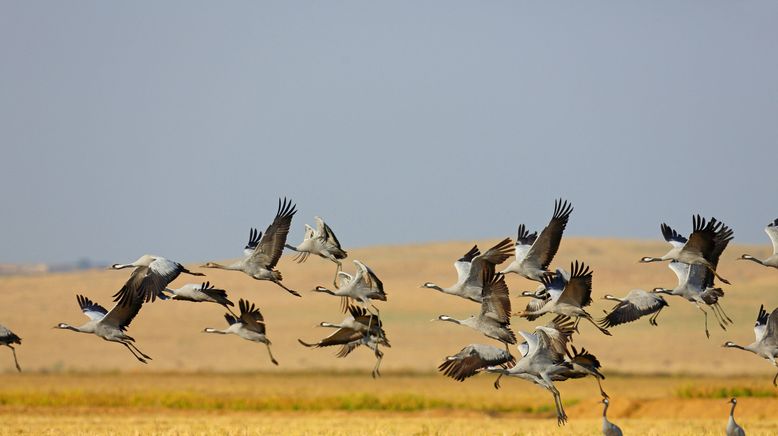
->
xmin=601 ymin=398 xmax=623 ymax=436
xmin=726 ymin=398 xmax=746 ymax=436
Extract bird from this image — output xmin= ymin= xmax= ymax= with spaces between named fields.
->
xmin=285 ymin=216 xmax=348 ymax=282
xmin=55 ymin=293 xmax=150 ymax=363
xmin=726 ymin=397 xmax=746 ymax=436
xmin=422 ymin=238 xmax=513 ymax=303
xmin=639 ymin=215 xmax=734 ymax=285
xmin=485 ymin=315 xmax=577 ymax=426
xmin=434 ymin=269 xmax=516 ymax=346
xmin=517 ymin=285 xmax=553 ymax=322
xmin=312 ymin=260 xmax=387 ymax=313
xmin=203 ymin=299 xmax=278 ymax=366
xmin=723 ymin=305 xmax=778 ymax=386
xmin=299 ymin=304 xmax=389 ymax=378
xmin=597 ymin=289 xmax=669 ymax=328
xmin=601 ymin=398 xmax=623 ymax=436
xmin=500 ymin=199 xmax=573 ymax=282
xmin=739 ymin=218 xmax=778 ymax=269
xmin=0 ymin=324 xmax=22 ymax=372
xmin=110 ymin=255 xmax=205 ymax=306
xmin=201 ymin=197 xmax=300 ymax=297
xmin=162 ymin=281 xmax=234 ymax=310
xmin=515 ymin=261 xmax=612 ymax=336
xmin=654 ymin=261 xmax=733 ymax=338
xmin=438 ymin=344 xmax=515 ymax=382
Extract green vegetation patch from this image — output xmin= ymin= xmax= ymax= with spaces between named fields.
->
xmin=676 ymin=385 xmax=778 ymax=399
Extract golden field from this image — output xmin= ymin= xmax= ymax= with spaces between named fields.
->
xmin=1 ymin=237 xmax=778 ymax=434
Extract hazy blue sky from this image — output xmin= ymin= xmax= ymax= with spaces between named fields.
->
xmin=1 ymin=2 xmax=777 ymax=264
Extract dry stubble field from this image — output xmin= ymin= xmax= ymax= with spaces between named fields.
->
xmin=1 ymin=238 xmax=778 ymax=434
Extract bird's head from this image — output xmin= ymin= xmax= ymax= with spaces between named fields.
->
xmin=652 ymin=287 xmax=671 ymax=295
xmin=729 ymin=397 xmax=737 ymax=405
xmin=433 ymin=315 xmax=457 ymax=323
xmin=738 ymin=254 xmax=753 ymax=261
xmin=201 ymin=262 xmax=219 ymax=268
xmin=639 ymin=257 xmax=656 ymax=263
xmin=722 ymin=341 xmax=737 ymax=348
xmin=602 ymin=398 xmax=609 ymax=405
xmin=421 ymin=282 xmax=440 ymax=290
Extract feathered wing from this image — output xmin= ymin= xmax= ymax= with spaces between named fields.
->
xmin=77 ymin=294 xmax=108 ymax=321
xmin=102 ymin=292 xmax=144 ymax=332
xmin=702 ymin=221 xmax=734 ymax=288
xmin=465 ymin=238 xmax=512 ymax=287
xmin=683 ymin=215 xmax=727 ymax=262
xmin=480 ymin=269 xmax=511 ymax=323
xmin=766 ymin=220 xmax=778 ymax=255
xmin=315 ymin=216 xmax=344 ymax=250
xmin=523 ymin=199 xmax=573 ymax=270
xmin=249 ymin=198 xmax=297 ymax=269
xmin=513 ymin=224 xmax=538 ymax=263
xmin=754 ymin=305 xmax=769 ymax=342
xmin=764 ymin=307 xmax=778 ymax=347
xmin=354 ymin=260 xmax=386 ymax=300
xmin=113 ymin=258 xmax=189 ymax=306
xmin=243 ymin=228 xmax=262 ymax=257
xmin=199 ymin=282 xmax=234 ymax=306
xmin=453 ymin=245 xmax=479 ymax=285
xmin=661 ymin=223 xmax=688 ymax=248
xmin=668 ymin=261 xmax=691 ymax=289
xmin=556 ymin=261 xmax=593 ymax=308
xmin=438 ymin=344 xmax=514 ymax=381
xmin=238 ymin=299 xmax=267 ymax=334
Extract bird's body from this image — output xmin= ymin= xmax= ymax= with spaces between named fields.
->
xmin=726 ymin=398 xmax=746 ymax=436
xmin=202 ymin=198 xmax=299 ymax=297
xmin=640 ymin=216 xmax=734 ymax=285
xmin=286 ymin=216 xmax=348 ymax=281
xmin=423 ymin=238 xmax=513 ymax=303
xmin=598 ymin=289 xmax=669 ymax=328
xmin=435 ymin=269 xmax=516 ymax=345
xmin=163 ymin=281 xmax=234 ymax=308
xmin=601 ymin=398 xmax=623 ymax=436
xmin=723 ymin=305 xmax=778 ymax=386
xmin=56 ymin=293 xmax=150 ymax=363
xmin=203 ymin=299 xmax=278 ymax=365
xmin=501 ymin=199 xmax=573 ymax=282
xmin=299 ymin=305 xmax=389 ymax=377
xmin=313 ymin=260 xmax=387 ymax=312
xmin=557 ymin=345 xmax=608 ymax=399
xmin=111 ymin=254 xmax=205 ymax=305
xmin=740 ymin=218 xmax=778 ymax=269
xmin=516 ymin=262 xmax=611 ymax=336
xmin=0 ymin=324 xmax=22 ymax=372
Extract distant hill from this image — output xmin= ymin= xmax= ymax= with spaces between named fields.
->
xmin=0 ymin=237 xmax=776 ymax=376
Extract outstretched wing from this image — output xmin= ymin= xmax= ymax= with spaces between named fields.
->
xmin=763 ymin=307 xmax=778 ymax=347
xmin=238 ymin=299 xmax=267 ymax=334
xmin=315 ymin=216 xmax=343 ymax=249
xmin=660 ymin=223 xmax=688 ymax=248
xmin=113 ymin=258 xmax=189 ymax=306
xmin=466 ymin=238 xmax=512 ymax=287
xmin=524 ymin=199 xmax=573 ymax=270
xmin=556 ymin=261 xmax=593 ymax=307
xmin=453 ymin=245 xmax=479 ymax=285
xmin=766 ymin=219 xmax=778 ymax=255
xmin=243 ymin=228 xmax=262 ymax=257
xmin=513 ymin=224 xmax=538 ymax=264
xmin=102 ymin=292 xmax=144 ymax=332
xmin=480 ymin=269 xmax=511 ymax=323
xmin=77 ymin=294 xmax=108 ymax=321
xmin=438 ymin=344 xmax=514 ymax=382
xmin=249 ymin=198 xmax=297 ymax=269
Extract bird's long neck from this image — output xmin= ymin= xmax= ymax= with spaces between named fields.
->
xmin=203 ymin=327 xmax=229 ymax=334
xmin=730 ymin=402 xmax=736 ymax=417
xmin=320 ymin=322 xmax=343 ymax=328
xmin=602 ymin=402 xmax=609 ymax=418
xmin=426 ymin=284 xmax=445 ymax=293
xmin=740 ymin=254 xmax=764 ymax=265
xmin=438 ymin=316 xmax=462 ymax=325
xmin=58 ymin=324 xmax=86 ymax=333
xmin=604 ymin=295 xmax=623 ymax=302
xmin=111 ymin=264 xmax=135 ymax=270
xmin=205 ymin=262 xmax=242 ymax=271
xmin=725 ymin=343 xmax=753 ymax=353
xmin=313 ymin=286 xmax=337 ymax=296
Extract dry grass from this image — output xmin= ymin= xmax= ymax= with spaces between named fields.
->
xmin=1 ymin=373 xmax=778 ymax=435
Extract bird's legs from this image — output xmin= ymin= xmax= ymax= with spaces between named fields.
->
xmin=331 ymin=259 xmax=342 ymax=288
xmin=117 ymin=341 xmax=147 ymax=363
xmin=265 ymin=343 xmax=279 ymax=366
xmin=371 ymin=348 xmax=383 ymax=378
xmin=706 ymin=264 xmax=730 ymax=285
xmin=594 ymin=376 xmax=609 ymax=399
xmin=493 ymin=373 xmax=504 ymax=390
xmin=697 ymin=304 xmax=710 ymax=339
xmin=126 ymin=342 xmax=152 ymax=360
xmin=583 ymin=313 xmax=611 ymax=336
xmin=5 ymin=345 xmax=21 ymax=372
xmin=649 ymin=308 xmax=663 ymax=326
xmin=714 ymin=303 xmax=733 ymax=324
xmin=273 ymin=280 xmax=301 ymax=297
xmin=539 ymin=373 xmax=566 ymax=426
xmin=709 ymin=303 xmax=729 ymax=330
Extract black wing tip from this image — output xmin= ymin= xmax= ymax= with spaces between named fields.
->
xmin=553 ymin=198 xmax=574 ymax=220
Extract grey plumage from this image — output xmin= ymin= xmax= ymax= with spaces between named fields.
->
xmin=723 ymin=305 xmax=778 ymax=386
xmin=598 ymin=289 xmax=669 ymax=328
xmin=203 ymin=299 xmax=278 ymax=366
xmin=0 ymin=324 xmax=22 ymax=372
